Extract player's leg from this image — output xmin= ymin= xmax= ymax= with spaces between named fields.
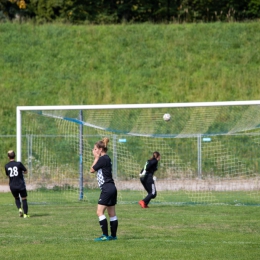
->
xmin=107 ymin=187 xmax=118 ymax=240
xmin=107 ymin=206 xmax=118 ymax=240
xmin=20 ymin=190 xmax=29 ymax=218
xmin=22 ymin=198 xmax=29 ymax=217
xmin=11 ymin=189 xmax=23 ymax=217
xmin=142 ymin=178 xmax=157 ymax=206
xmin=95 ymin=188 xmax=109 ymax=241
xmin=140 ymin=176 xmax=149 ymax=193
xmin=94 ymin=204 xmax=110 ymax=241
xmin=96 ymin=204 xmax=109 ymax=238
xmin=139 ymin=176 xmax=150 ymax=208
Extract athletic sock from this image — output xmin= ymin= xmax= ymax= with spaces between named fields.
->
xmin=98 ymin=215 xmax=108 ymax=236
xmin=110 ymin=216 xmax=118 ymax=237
xmin=15 ymin=198 xmax=21 ymax=209
xmin=22 ymin=199 xmax=28 ymax=215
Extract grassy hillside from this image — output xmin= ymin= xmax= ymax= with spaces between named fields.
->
xmin=0 ymin=22 xmax=260 ymax=135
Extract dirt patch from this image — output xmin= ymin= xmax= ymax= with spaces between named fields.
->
xmin=115 ymin=178 xmax=260 ymax=191
xmin=0 ymin=185 xmax=10 ymax=192
xmin=1 ymin=178 xmax=259 ymax=192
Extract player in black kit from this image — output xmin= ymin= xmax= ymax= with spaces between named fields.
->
xmin=5 ymin=150 xmax=30 ymax=218
xmin=139 ymin=151 xmax=161 ymax=208
xmin=90 ymin=137 xmax=118 ymax=241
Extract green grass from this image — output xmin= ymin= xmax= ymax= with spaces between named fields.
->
xmin=0 ymin=191 xmax=260 ymax=260
xmin=1 ymin=22 xmax=260 ymax=179
xmin=2 ymin=189 xmax=259 ymax=206
xmin=1 ymin=23 xmax=260 ymax=258
xmin=0 ymin=22 xmax=260 ymax=135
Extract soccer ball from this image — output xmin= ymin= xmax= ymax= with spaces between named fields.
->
xmin=163 ymin=113 xmax=171 ymax=121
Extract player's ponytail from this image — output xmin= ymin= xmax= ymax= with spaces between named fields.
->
xmin=95 ymin=137 xmax=109 ymax=153
xmin=102 ymin=137 xmax=109 ymax=152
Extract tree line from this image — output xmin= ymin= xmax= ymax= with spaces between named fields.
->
xmin=0 ymin=0 xmax=260 ymax=24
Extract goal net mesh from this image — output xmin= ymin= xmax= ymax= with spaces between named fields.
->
xmin=19 ymin=104 xmax=260 ymax=205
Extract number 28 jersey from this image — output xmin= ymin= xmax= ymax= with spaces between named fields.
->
xmin=5 ymin=161 xmax=27 ymax=190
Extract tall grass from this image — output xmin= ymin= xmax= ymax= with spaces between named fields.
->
xmin=0 ymin=22 xmax=260 ymax=135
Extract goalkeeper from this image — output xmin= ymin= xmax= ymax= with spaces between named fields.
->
xmin=138 ymin=151 xmax=161 ymax=208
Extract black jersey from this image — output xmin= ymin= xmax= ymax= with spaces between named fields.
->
xmin=142 ymin=158 xmax=158 ymax=175
xmin=5 ymin=161 xmax=27 ymax=190
xmin=93 ymin=154 xmax=114 ymax=188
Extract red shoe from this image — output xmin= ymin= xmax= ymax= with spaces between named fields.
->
xmin=144 ymin=204 xmax=149 ymax=208
xmin=138 ymin=200 xmax=146 ymax=208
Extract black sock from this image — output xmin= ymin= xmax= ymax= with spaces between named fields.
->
xmin=15 ymin=198 xmax=21 ymax=209
xmin=99 ymin=218 xmax=108 ymax=236
xmin=110 ymin=220 xmax=118 ymax=237
xmin=22 ymin=199 xmax=28 ymax=214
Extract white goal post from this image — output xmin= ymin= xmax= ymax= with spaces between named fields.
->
xmin=16 ymin=101 xmax=260 ymax=160
xmin=16 ymin=101 xmax=260 ymax=205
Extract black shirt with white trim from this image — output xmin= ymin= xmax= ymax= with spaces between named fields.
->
xmin=93 ymin=154 xmax=114 ymax=188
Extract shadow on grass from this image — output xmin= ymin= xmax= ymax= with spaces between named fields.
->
xmin=29 ymin=213 xmax=51 ymax=217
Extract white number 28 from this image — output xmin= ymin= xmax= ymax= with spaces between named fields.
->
xmin=8 ymin=166 xmax=19 ymax=177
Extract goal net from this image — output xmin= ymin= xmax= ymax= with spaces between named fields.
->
xmin=16 ymin=102 xmax=260 ymax=205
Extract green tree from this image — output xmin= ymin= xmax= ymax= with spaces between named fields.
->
xmin=248 ymin=0 xmax=260 ymax=18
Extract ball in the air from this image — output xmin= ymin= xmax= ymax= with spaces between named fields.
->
xmin=163 ymin=113 xmax=171 ymax=121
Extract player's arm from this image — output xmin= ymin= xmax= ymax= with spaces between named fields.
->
xmin=20 ymin=163 xmax=28 ymax=174
xmin=4 ymin=166 xmax=8 ymax=176
xmin=90 ymin=148 xmax=102 ymax=173
xmin=140 ymin=161 xmax=148 ymax=177
xmin=90 ymin=157 xmax=99 ymax=173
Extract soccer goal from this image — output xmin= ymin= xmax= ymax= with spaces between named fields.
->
xmin=16 ymin=101 xmax=260 ymax=205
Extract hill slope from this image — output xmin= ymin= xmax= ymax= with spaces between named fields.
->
xmin=0 ymin=22 xmax=260 ymax=134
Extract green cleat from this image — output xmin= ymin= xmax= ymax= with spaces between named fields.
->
xmin=19 ymin=208 xmax=23 ymax=217
xmin=23 ymin=214 xmax=30 ymax=218
xmin=94 ymin=235 xmax=109 ymax=242
xmin=108 ymin=236 xmax=117 ymax=241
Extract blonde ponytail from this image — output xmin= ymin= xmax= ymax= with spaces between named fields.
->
xmin=95 ymin=137 xmax=109 ymax=152
xmin=102 ymin=137 xmax=109 ymax=148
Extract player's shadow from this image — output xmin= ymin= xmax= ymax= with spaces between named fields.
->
xmin=29 ymin=213 xmax=50 ymax=217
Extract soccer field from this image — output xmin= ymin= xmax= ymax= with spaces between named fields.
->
xmin=0 ymin=192 xmax=259 ymax=260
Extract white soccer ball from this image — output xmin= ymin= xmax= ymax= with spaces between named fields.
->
xmin=163 ymin=113 xmax=171 ymax=121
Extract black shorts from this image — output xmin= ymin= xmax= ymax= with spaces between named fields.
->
xmin=98 ymin=183 xmax=117 ymax=206
xmin=11 ymin=188 xmax=27 ymax=198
